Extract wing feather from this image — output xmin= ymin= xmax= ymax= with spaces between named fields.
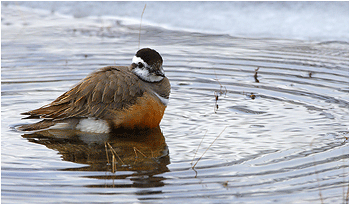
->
xmin=22 ymin=66 xmax=144 ymax=120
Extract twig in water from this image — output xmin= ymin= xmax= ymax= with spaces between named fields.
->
xmin=106 ymin=142 xmax=125 ymax=165
xmin=192 ymin=127 xmax=227 ymax=169
xmin=133 ymin=147 xmax=148 ymax=164
xmin=250 ymin=93 xmax=256 ymax=100
xmin=213 ymin=71 xmax=227 ymax=113
xmin=214 ymin=92 xmax=219 ymax=113
xmin=341 ymin=135 xmax=349 ymax=204
xmin=150 ymin=148 xmax=154 ymax=158
xmin=105 ymin=142 xmax=110 ymax=164
xmin=133 ymin=147 xmax=147 ymax=158
xmin=112 ymin=154 xmax=115 ymax=173
xmin=138 ymin=4 xmax=147 ymax=49
xmin=214 ymin=71 xmax=227 ymax=96
xmin=191 ymin=130 xmax=208 ymax=165
xmin=254 ymin=67 xmax=260 ymax=83
xmin=310 ymin=139 xmax=324 ymax=204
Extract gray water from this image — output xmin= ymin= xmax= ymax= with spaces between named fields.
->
xmin=2 ymin=4 xmax=349 ymax=204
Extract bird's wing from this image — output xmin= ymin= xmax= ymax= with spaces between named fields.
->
xmin=22 ymin=66 xmax=144 ymax=120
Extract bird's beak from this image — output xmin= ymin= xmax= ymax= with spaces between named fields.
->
xmin=154 ymin=67 xmax=165 ymax=77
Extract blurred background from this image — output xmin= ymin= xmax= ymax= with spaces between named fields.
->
xmin=2 ymin=1 xmax=349 ymax=41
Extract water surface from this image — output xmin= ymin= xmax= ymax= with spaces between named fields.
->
xmin=2 ymin=4 xmax=349 ymax=204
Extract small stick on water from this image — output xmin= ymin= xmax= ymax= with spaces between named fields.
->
xmin=214 ymin=71 xmax=227 ymax=96
xmin=309 ymin=72 xmax=312 ymax=78
xmin=138 ymin=4 xmax=147 ymax=49
xmin=133 ymin=147 xmax=147 ymax=158
xmin=150 ymin=148 xmax=154 ymax=158
xmin=192 ymin=127 xmax=227 ymax=169
xmin=105 ymin=142 xmax=110 ymax=164
xmin=191 ymin=130 xmax=208 ymax=165
xmin=213 ymin=71 xmax=227 ymax=113
xmin=106 ymin=142 xmax=125 ymax=165
xmin=214 ymin=91 xmax=219 ymax=113
xmin=112 ymin=154 xmax=115 ymax=173
xmin=254 ymin=67 xmax=260 ymax=83
xmin=133 ymin=148 xmax=138 ymax=164
xmin=310 ymin=139 xmax=324 ymax=204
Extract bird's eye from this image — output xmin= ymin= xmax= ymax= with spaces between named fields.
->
xmin=138 ymin=62 xmax=144 ymax=68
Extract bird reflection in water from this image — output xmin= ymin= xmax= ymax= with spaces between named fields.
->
xmin=21 ymin=126 xmax=170 ymax=174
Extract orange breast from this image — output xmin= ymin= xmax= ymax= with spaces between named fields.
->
xmin=111 ymin=92 xmax=167 ymax=129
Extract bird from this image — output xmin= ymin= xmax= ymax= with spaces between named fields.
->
xmin=18 ymin=48 xmax=171 ymax=133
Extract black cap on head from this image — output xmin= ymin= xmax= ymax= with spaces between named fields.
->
xmin=136 ymin=48 xmax=163 ymax=66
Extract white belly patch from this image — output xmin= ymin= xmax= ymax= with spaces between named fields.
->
xmin=76 ymin=118 xmax=110 ymax=133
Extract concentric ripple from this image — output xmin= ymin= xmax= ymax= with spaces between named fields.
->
xmin=2 ymin=5 xmax=348 ymax=203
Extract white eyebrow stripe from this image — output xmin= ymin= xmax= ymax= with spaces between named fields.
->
xmin=153 ymin=92 xmax=169 ymax=106
xmin=132 ymin=56 xmax=148 ymax=67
